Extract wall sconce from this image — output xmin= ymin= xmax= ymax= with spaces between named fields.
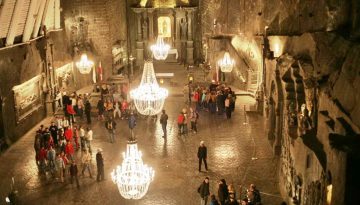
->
xmin=273 ymin=43 xmax=280 ymax=58
xmin=159 ymin=79 xmax=164 ymax=84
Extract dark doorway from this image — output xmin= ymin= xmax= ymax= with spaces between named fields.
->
xmin=345 ymin=154 xmax=360 ymax=205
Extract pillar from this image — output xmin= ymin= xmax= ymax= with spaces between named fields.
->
xmin=133 ymin=8 xmax=144 ymax=65
xmin=186 ymin=9 xmax=195 ymax=64
xmin=148 ymin=9 xmax=155 ymax=41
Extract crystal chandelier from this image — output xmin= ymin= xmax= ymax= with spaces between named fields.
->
xmin=150 ymin=36 xmax=170 ymax=60
xmin=130 ymin=61 xmax=168 ymax=115
xmin=76 ymin=54 xmax=94 ymax=74
xmin=111 ymin=141 xmax=155 ymax=199
xmin=218 ymin=52 xmax=235 ymax=72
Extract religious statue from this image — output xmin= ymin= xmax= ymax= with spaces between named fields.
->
xmin=180 ymin=18 xmax=188 ymax=40
xmin=298 ymin=104 xmax=312 ymax=135
xmin=162 ymin=20 xmax=168 ymax=37
xmin=142 ymin=19 xmax=148 ymax=40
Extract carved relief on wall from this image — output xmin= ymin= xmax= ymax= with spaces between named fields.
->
xmin=158 ymin=16 xmax=171 ymax=37
xmin=56 ymin=63 xmax=74 ymax=92
xmin=12 ymin=75 xmax=43 ymax=123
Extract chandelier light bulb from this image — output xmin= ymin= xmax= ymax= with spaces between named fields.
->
xmin=130 ymin=61 xmax=168 ymax=115
xmin=76 ymin=54 xmax=94 ymax=74
xmin=111 ymin=142 xmax=155 ymax=200
xmin=150 ymin=36 xmax=170 ymax=60
xmin=218 ymin=52 xmax=235 ymax=72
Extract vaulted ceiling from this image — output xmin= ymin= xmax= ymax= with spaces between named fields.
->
xmin=0 ymin=0 xmax=61 ymax=46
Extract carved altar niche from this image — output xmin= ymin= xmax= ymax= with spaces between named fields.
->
xmin=55 ymin=63 xmax=75 ymax=92
xmin=154 ymin=11 xmax=175 ymax=45
xmin=12 ymin=75 xmax=43 ymax=124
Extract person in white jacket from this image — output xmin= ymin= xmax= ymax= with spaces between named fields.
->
xmin=85 ymin=127 xmax=93 ymax=153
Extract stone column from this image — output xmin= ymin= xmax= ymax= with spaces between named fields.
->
xmin=174 ymin=8 xmax=186 ymax=63
xmin=132 ymin=8 xmax=144 ymax=65
xmin=148 ymin=9 xmax=155 ymax=41
xmin=185 ymin=8 xmax=195 ymax=64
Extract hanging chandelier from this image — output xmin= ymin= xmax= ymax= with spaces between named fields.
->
xmin=111 ymin=141 xmax=155 ymax=199
xmin=76 ymin=54 xmax=94 ymax=74
xmin=218 ymin=52 xmax=235 ymax=72
xmin=130 ymin=61 xmax=168 ymax=115
xmin=150 ymin=36 xmax=170 ymax=60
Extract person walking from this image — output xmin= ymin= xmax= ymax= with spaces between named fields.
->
xmin=81 ymin=149 xmax=92 ymax=178
xmin=79 ymin=126 xmax=86 ymax=151
xmin=190 ymin=107 xmax=199 ymax=134
xmin=47 ymin=146 xmax=56 ymax=174
xmin=69 ymin=160 xmax=80 ymax=189
xmin=177 ymin=112 xmax=185 ymax=135
xmin=85 ymin=127 xmax=93 ymax=153
xmin=49 ymin=122 xmax=58 ymax=147
xmin=218 ymin=179 xmax=229 ymax=205
xmin=128 ymin=112 xmax=136 ymax=141
xmin=97 ymin=98 xmax=105 ymax=121
xmin=197 ymin=141 xmax=208 ymax=172
xmin=225 ymin=95 xmax=232 ymax=119
xmin=96 ymin=148 xmax=104 ymax=182
xmin=55 ymin=153 xmax=65 ymax=182
xmin=77 ymin=94 xmax=84 ymax=120
xmin=113 ymin=100 xmax=122 ymax=119
xmin=85 ymin=99 xmax=92 ymax=124
xmin=105 ymin=117 xmax=117 ymax=143
xmin=160 ymin=110 xmax=168 ymax=138
xmin=198 ymin=177 xmax=210 ymax=205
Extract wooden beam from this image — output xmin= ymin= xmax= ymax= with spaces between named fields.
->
xmin=22 ymin=0 xmax=40 ymax=42
xmin=32 ymin=0 xmax=47 ymax=38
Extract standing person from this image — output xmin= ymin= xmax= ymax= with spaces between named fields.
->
xmin=47 ymin=146 xmax=56 ymax=174
xmin=34 ymin=131 xmax=42 ymax=167
xmin=49 ymin=122 xmax=58 ymax=147
xmin=182 ymin=109 xmax=189 ymax=136
xmin=97 ymin=98 xmax=105 ymax=121
xmin=190 ymin=107 xmax=199 ymax=134
xmin=79 ymin=126 xmax=86 ymax=151
xmin=177 ymin=112 xmax=185 ymax=135
xmin=66 ymin=104 xmax=76 ymax=124
xmin=69 ymin=160 xmax=80 ymax=189
xmin=198 ymin=177 xmax=210 ymax=205
xmin=85 ymin=99 xmax=92 ymax=124
xmin=77 ymin=94 xmax=84 ymax=120
xmin=85 ymin=127 xmax=93 ymax=153
xmin=160 ymin=110 xmax=168 ymax=138
xmin=81 ymin=149 xmax=92 ymax=178
xmin=128 ymin=112 xmax=136 ymax=141
xmin=225 ymin=95 xmax=232 ymax=119
xmin=248 ymin=184 xmax=261 ymax=205
xmin=113 ymin=100 xmax=122 ymax=119
xmin=96 ymin=148 xmax=104 ymax=182
xmin=65 ymin=141 xmax=75 ymax=160
xmin=62 ymin=92 xmax=71 ymax=116
xmin=218 ymin=179 xmax=229 ymax=205
xmin=55 ymin=153 xmax=65 ymax=182
xmin=73 ymin=126 xmax=80 ymax=150
xmin=105 ymin=117 xmax=117 ymax=143
xmin=197 ymin=141 xmax=208 ymax=172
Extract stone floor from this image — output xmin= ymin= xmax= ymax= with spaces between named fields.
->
xmin=0 ymin=64 xmax=283 ymax=205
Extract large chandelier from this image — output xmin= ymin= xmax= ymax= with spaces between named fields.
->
xmin=111 ymin=141 xmax=154 ymax=199
xmin=76 ymin=54 xmax=94 ymax=74
xmin=218 ymin=51 xmax=235 ymax=72
xmin=150 ymin=36 xmax=170 ymax=60
xmin=130 ymin=61 xmax=168 ymax=115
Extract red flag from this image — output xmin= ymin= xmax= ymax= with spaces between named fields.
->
xmin=97 ymin=61 xmax=103 ymax=82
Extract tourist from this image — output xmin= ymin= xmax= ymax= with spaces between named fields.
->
xmin=225 ymin=196 xmax=239 ymax=205
xmin=182 ymin=108 xmax=189 ymax=136
xmin=55 ymin=153 xmax=65 ymax=182
xmin=73 ymin=126 xmax=80 ymax=150
xmin=65 ymin=140 xmax=74 ymax=160
xmin=190 ymin=107 xmax=199 ymax=134
xmin=210 ymin=194 xmax=220 ymax=205
xmin=113 ymin=100 xmax=122 ymax=119
xmin=85 ymin=99 xmax=92 ymax=124
xmin=38 ymin=146 xmax=47 ymax=173
xmin=96 ymin=148 xmax=104 ymax=181
xmin=197 ymin=141 xmax=208 ymax=172
xmin=225 ymin=95 xmax=232 ymax=119
xmin=218 ymin=179 xmax=229 ymax=205
xmin=97 ymin=98 xmax=105 ymax=121
xmin=198 ymin=177 xmax=210 ymax=205
xmin=177 ymin=112 xmax=185 ymax=135
xmin=85 ymin=127 xmax=93 ymax=153
xmin=47 ymin=146 xmax=56 ymax=174
xmin=248 ymin=184 xmax=261 ymax=205
xmin=67 ymin=103 xmax=76 ymax=124
xmin=228 ymin=184 xmax=236 ymax=200
xmin=81 ymin=149 xmax=92 ymax=178
xmin=49 ymin=121 xmax=58 ymax=146
xmin=128 ymin=112 xmax=136 ymax=140
xmin=160 ymin=109 xmax=168 ymax=138
xmin=105 ymin=116 xmax=117 ymax=143
xmin=79 ymin=126 xmax=86 ymax=151
xmin=69 ymin=160 xmax=80 ymax=189
xmin=240 ymin=198 xmax=249 ymax=205
xmin=77 ymin=94 xmax=84 ymax=120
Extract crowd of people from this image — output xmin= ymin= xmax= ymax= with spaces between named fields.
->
xmin=198 ymin=176 xmax=262 ymax=205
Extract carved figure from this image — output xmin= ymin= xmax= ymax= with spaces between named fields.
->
xmin=299 ymin=104 xmax=312 ymax=135
xmin=180 ymin=18 xmax=188 ymax=40
xmin=142 ymin=19 xmax=148 ymax=40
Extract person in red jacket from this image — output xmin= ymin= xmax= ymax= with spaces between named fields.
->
xmin=177 ymin=112 xmax=185 ymax=135
xmin=64 ymin=127 xmax=73 ymax=142
xmin=67 ymin=104 xmax=76 ymax=123
xmin=65 ymin=141 xmax=75 ymax=160
xmin=38 ymin=146 xmax=47 ymax=173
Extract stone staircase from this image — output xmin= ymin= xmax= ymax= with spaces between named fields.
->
xmin=247 ymin=71 xmax=259 ymax=96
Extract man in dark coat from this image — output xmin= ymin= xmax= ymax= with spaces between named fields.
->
xmin=128 ymin=112 xmax=136 ymax=141
xmin=69 ymin=160 xmax=80 ymax=188
xmin=197 ymin=141 xmax=208 ymax=172
xmin=218 ymin=179 xmax=229 ymax=205
xmin=198 ymin=177 xmax=210 ymax=205
xmin=96 ymin=148 xmax=104 ymax=181
xmin=85 ymin=100 xmax=92 ymax=124
xmin=160 ymin=110 xmax=168 ymax=138
xmin=105 ymin=117 xmax=117 ymax=143
xmin=49 ymin=122 xmax=58 ymax=146
xmin=62 ymin=92 xmax=71 ymax=116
